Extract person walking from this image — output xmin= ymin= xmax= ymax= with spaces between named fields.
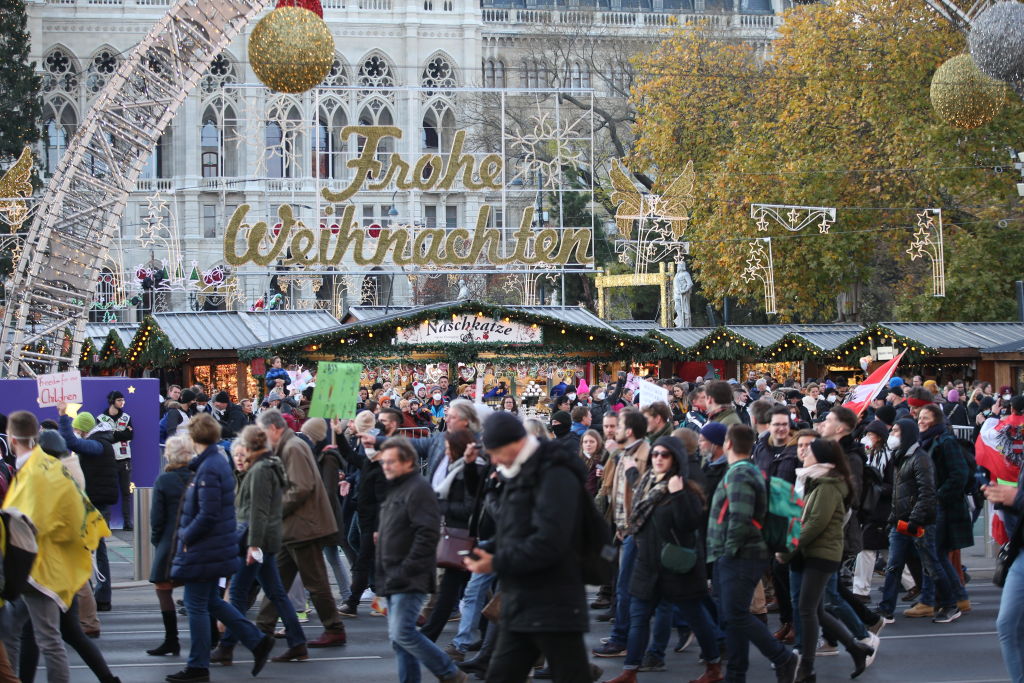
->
xmin=211 ymin=426 xmax=307 ymax=665
xmin=783 ymin=437 xmax=875 ymax=682
xmin=463 ymin=411 xmax=593 ymax=682
xmin=706 ymin=424 xmax=799 ymax=683
xmin=254 ymin=409 xmax=348 ymax=647
xmin=146 ymin=435 xmax=195 ymax=657
xmin=168 ymin=414 xmax=275 ymax=683
xmin=97 ymin=390 xmax=134 ymax=530
xmin=376 ymin=436 xmax=467 ymax=683
xmin=984 ymin=470 xmax=1024 ymax=682
xmin=602 ymin=436 xmax=722 ymax=683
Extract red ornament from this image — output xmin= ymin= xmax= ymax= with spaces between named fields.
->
xmin=274 ymin=0 xmax=323 ymax=18
xmin=482 ymin=333 xmax=489 ymax=340
xmin=367 ymin=223 xmax=382 ymax=238
xmin=273 ymin=222 xmax=282 ymax=237
xmin=135 ymin=267 xmax=149 ymax=280
xmin=330 ymin=223 xmax=340 ymax=235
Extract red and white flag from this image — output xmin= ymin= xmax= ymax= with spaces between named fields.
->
xmin=843 ymin=352 xmax=906 ymax=418
xmin=976 ymin=414 xmax=1024 ymax=544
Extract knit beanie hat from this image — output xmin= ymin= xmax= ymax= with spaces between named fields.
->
xmin=72 ymin=411 xmax=96 ymax=433
xmin=213 ymin=391 xmax=231 ymax=405
xmin=107 ymin=390 xmax=124 ymax=404
xmin=864 ymin=419 xmax=889 ymax=440
xmin=875 ymin=404 xmax=896 ymax=426
xmin=482 ymin=411 xmax=527 ymax=450
xmin=38 ymin=429 xmax=68 ymax=457
xmin=700 ymin=422 xmax=727 ymax=447
xmin=180 ymin=389 xmax=196 ymax=404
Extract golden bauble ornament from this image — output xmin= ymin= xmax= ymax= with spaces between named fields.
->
xmin=930 ymin=53 xmax=1006 ymax=129
xmin=249 ymin=6 xmax=334 ymax=94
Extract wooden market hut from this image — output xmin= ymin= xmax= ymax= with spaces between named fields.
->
xmin=81 ymin=322 xmax=138 ymax=375
xmin=123 ymin=310 xmax=339 ymax=399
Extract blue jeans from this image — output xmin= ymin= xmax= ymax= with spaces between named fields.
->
xmin=323 ymin=544 xmax=352 ymax=603
xmin=452 ymin=572 xmax=495 ymax=652
xmin=94 ymin=507 xmax=111 ymax=604
xmin=926 ymin=508 xmax=969 ymax=604
xmin=714 ymin=556 xmax=789 ymax=682
xmin=609 ymin=535 xmax=637 ymax=646
xmin=184 ymin=580 xmax=263 ymax=670
xmin=879 ymin=525 xmax=953 ymax=614
xmin=386 ymin=592 xmax=458 ymax=683
xmin=824 ymin=572 xmax=867 ymax=640
xmin=997 ymin=553 xmax=1024 ymax=682
xmin=647 ymin=601 xmax=683 ymax=661
xmin=626 ymin=596 xmax=720 ymax=669
xmin=222 ymin=554 xmax=305 ymax=649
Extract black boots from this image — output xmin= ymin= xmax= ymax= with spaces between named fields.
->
xmin=458 ymin=623 xmax=497 ymax=678
xmin=849 ymin=641 xmax=874 ymax=679
xmin=147 ymin=610 xmax=180 ymax=656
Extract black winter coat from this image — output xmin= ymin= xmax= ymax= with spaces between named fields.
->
xmin=375 ymin=471 xmax=440 ymax=596
xmin=492 ymin=439 xmax=590 ymax=633
xmin=170 ymin=445 xmax=241 ymax=582
xmin=341 ymin=444 xmax=389 ymax=534
xmin=752 ymin=434 xmax=799 ymax=484
xmin=840 ymin=434 xmax=866 ymax=555
xmin=149 ymin=467 xmax=192 ymax=583
xmin=437 ymin=460 xmax=485 ymax=530
xmin=889 ymin=443 xmax=938 ymax=528
xmin=216 ymin=403 xmax=248 ymax=440
xmin=318 ymin=444 xmax=348 ymax=546
xmin=59 ymin=416 xmax=120 ymax=508
xmin=629 ymin=487 xmax=707 ymax=603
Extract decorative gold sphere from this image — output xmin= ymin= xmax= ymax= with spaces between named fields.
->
xmin=249 ymin=7 xmax=334 ymax=94
xmin=930 ymin=53 xmax=1006 ymax=129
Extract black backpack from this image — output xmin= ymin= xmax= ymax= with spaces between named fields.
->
xmin=0 ymin=509 xmax=38 ymax=601
xmin=577 ymin=487 xmax=615 ymax=586
xmin=955 ymin=437 xmax=980 ymax=496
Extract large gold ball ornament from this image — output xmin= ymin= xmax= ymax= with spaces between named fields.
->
xmin=249 ymin=7 xmax=334 ymax=94
xmin=930 ymin=54 xmax=1006 ymax=129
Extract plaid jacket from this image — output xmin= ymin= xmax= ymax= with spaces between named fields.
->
xmin=706 ymin=458 xmax=769 ymax=563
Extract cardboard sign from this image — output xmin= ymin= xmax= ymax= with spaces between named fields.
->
xmin=638 ymin=378 xmax=670 ymax=409
xmin=307 ymin=362 xmax=361 ymax=420
xmin=36 ymin=370 xmax=83 ymax=407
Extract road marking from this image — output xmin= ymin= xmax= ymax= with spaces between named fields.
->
xmin=881 ymin=630 xmax=998 ymax=639
xmin=66 ymin=655 xmax=383 ymax=670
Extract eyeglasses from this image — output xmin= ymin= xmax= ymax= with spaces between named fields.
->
xmin=651 ymin=450 xmax=673 ymax=459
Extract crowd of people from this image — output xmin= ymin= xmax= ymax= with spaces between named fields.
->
xmin=1 ymin=362 xmax=1023 ymax=683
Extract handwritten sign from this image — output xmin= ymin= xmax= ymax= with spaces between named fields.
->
xmin=36 ymin=370 xmax=83 ymax=407
xmin=307 ymin=362 xmax=361 ymax=420
xmin=396 ymin=315 xmax=542 ymax=345
xmin=638 ymin=378 xmax=669 ymax=409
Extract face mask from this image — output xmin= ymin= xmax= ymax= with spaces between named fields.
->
xmin=432 ymin=393 xmax=442 ymax=401
xmin=886 ymin=435 xmax=901 ymax=451
xmin=597 ymin=392 xmax=606 ymax=401
xmin=827 ymin=395 xmax=838 ymax=404
xmin=567 ymin=393 xmax=576 ymax=401
xmin=1004 ymin=393 xmax=1013 ymax=401
xmin=860 ymin=436 xmax=874 ymax=449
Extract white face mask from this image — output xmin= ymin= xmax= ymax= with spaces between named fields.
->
xmin=597 ymin=392 xmax=606 ymax=401
xmin=860 ymin=435 xmax=874 ymax=449
xmin=886 ymin=434 xmax=901 ymax=451
xmin=827 ymin=395 xmax=838 ymax=404
xmin=1004 ymin=393 xmax=1013 ymax=401
xmin=567 ymin=393 xmax=576 ymax=401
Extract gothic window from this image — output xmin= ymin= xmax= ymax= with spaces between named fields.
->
xmin=482 ymin=59 xmax=506 ymax=88
xmin=357 ymin=100 xmax=394 ymax=171
xmin=200 ymin=102 xmax=238 ymax=177
xmin=421 ymin=55 xmax=457 ymax=97
xmin=201 ymin=116 xmax=221 ymax=177
xmin=570 ymin=62 xmax=591 ymax=89
xmin=521 ymin=60 xmax=543 ymax=88
xmin=200 ymin=53 xmax=238 ymax=95
xmin=422 ymin=101 xmax=455 ymax=156
xmin=85 ymin=48 xmax=120 ymax=96
xmin=322 ymin=56 xmax=350 ymax=87
xmin=41 ymin=47 xmax=78 ymax=95
xmin=139 ymin=134 xmax=169 ymax=179
xmin=314 ymin=98 xmax=348 ymax=179
xmin=358 ymin=53 xmax=396 ymax=100
xmin=41 ymin=98 xmax=76 ymax=175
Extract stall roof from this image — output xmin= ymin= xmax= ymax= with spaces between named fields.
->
xmin=784 ymin=325 xmax=865 ymax=350
xmin=982 ymin=338 xmax=1024 ymax=353
xmin=152 ymin=310 xmax=340 ymax=351
xmin=86 ymin=323 xmax=137 ymax=349
xmin=656 ymin=327 xmax=717 ymax=348
xmin=610 ymin=320 xmax=660 ymax=337
xmin=878 ymin=322 xmax=1024 ymax=350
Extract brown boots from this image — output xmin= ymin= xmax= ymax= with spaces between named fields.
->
xmin=602 ymin=670 xmax=638 ymax=683
xmin=690 ymin=661 xmax=724 ymax=683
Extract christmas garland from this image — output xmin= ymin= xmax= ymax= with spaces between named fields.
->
xmin=97 ymin=329 xmax=128 ymax=369
xmin=832 ymin=325 xmax=935 ymax=367
xmin=124 ymin=315 xmax=184 ymax=369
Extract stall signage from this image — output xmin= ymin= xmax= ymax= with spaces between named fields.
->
xmin=396 ymin=315 xmax=542 ymax=345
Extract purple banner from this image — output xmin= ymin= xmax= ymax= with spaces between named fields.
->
xmin=0 ymin=378 xmax=161 ymax=528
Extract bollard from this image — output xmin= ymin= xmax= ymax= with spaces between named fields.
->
xmin=133 ymin=487 xmax=153 ymax=581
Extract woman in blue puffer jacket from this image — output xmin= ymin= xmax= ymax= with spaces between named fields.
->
xmin=168 ymin=414 xmax=275 ymax=683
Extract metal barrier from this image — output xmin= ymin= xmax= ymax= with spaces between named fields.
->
xmin=133 ymin=487 xmax=153 ymax=581
xmin=951 ymin=425 xmax=975 ymax=441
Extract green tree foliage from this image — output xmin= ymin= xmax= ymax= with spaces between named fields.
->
xmin=0 ymin=0 xmax=42 ymax=164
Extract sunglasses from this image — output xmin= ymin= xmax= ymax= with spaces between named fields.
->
xmin=651 ymin=450 xmax=673 ymax=459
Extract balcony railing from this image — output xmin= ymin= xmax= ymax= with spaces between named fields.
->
xmin=481 ymin=8 xmax=779 ymax=30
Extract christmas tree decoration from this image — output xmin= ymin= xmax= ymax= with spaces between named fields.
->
xmin=930 ymin=53 xmax=1005 ymax=129
xmin=275 ymin=0 xmax=323 ymax=18
xmin=968 ymin=1 xmax=1024 ymax=83
xmin=249 ymin=6 xmax=334 ymax=94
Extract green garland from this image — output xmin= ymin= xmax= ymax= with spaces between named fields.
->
xmin=649 ymin=326 xmax=761 ymax=361
xmin=97 ymin=329 xmax=127 ymax=369
xmin=125 ymin=315 xmax=183 ymax=369
xmin=832 ymin=325 xmax=935 ymax=367
xmin=762 ymin=334 xmax=830 ymax=362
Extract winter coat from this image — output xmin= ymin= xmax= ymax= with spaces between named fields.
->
xmin=889 ymin=443 xmax=937 ymax=528
xmin=375 ymin=470 xmax=440 ymax=596
xmin=629 ymin=485 xmax=707 ymax=604
xmin=170 ymin=444 xmax=241 ymax=582
xmin=341 ymin=442 xmax=389 ymax=534
xmin=710 ymin=407 xmax=742 ymax=427
xmin=861 ymin=447 xmax=897 ymax=551
xmin=216 ymin=403 xmax=248 ymax=440
xmin=944 ymin=402 xmax=970 ymax=427
xmin=492 ymin=438 xmax=590 ymax=633
xmin=149 ymin=466 xmax=192 ymax=583
xmin=436 ymin=459 xmax=485 ymax=530
xmin=265 ymin=367 xmax=291 ymax=390
xmin=839 ymin=434 xmax=866 ymax=556
xmin=318 ymin=443 xmax=348 ymax=546
xmin=752 ymin=434 xmax=799 ymax=484
xmin=275 ymin=429 xmax=338 ymax=545
xmin=789 ymin=472 xmax=847 ymax=565
xmin=236 ymin=452 xmax=287 ymax=554
xmin=924 ymin=429 xmax=974 ymax=551
xmin=58 ymin=415 xmax=119 ymax=507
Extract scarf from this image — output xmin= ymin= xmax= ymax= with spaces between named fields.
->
xmin=795 ymin=462 xmax=834 ymax=498
xmin=919 ymin=423 xmax=947 ymax=452
xmin=498 ymin=435 xmax=539 ymax=480
xmin=628 ymin=469 xmax=668 ymax=536
xmin=434 ymin=457 xmax=466 ymax=500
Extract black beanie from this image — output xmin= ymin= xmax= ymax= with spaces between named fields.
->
xmin=107 ymin=390 xmax=124 ymax=404
xmin=482 ymin=411 xmax=527 ymax=450
xmin=875 ymin=404 xmax=896 ymax=426
xmin=213 ymin=391 xmax=231 ymax=404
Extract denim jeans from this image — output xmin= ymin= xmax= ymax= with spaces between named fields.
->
xmin=94 ymin=507 xmax=111 ymax=604
xmin=997 ymin=553 xmax=1024 ymax=682
xmin=184 ymin=580 xmax=263 ymax=670
xmin=714 ymin=556 xmax=790 ymax=682
xmin=222 ymin=554 xmax=305 ymax=649
xmin=609 ymin=535 xmax=637 ymax=646
xmin=452 ymin=572 xmax=495 ymax=652
xmin=824 ymin=572 xmax=867 ymax=640
xmin=647 ymin=601 xmax=683 ymax=661
xmin=625 ymin=596 xmax=720 ymax=669
xmin=879 ymin=525 xmax=953 ymax=614
xmin=323 ymin=544 xmax=353 ymax=603
xmin=386 ymin=592 xmax=458 ymax=683
xmin=925 ymin=508 xmax=969 ymax=604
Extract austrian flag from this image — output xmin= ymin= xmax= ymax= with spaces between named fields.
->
xmin=976 ymin=414 xmax=1024 ymax=544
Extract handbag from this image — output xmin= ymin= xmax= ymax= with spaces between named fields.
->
xmin=654 ymin=512 xmax=697 ymax=574
xmin=994 ymin=542 xmax=1019 ymax=588
xmin=436 ymin=521 xmax=475 ymax=571
xmin=481 ymin=592 xmax=502 ymax=623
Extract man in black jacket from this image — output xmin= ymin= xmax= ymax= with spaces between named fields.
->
xmin=211 ymin=391 xmax=247 ymax=440
xmin=376 ymin=437 xmax=466 ymax=683
xmin=464 ymin=412 xmax=591 ymax=683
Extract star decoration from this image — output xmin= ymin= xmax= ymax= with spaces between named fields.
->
xmin=787 ymin=208 xmax=800 ymax=226
xmin=906 ymin=226 xmax=932 ymax=260
xmin=755 ymin=214 xmax=770 ymax=231
xmin=818 ymin=216 xmax=833 ymax=233
xmin=127 ymin=385 xmax=136 ymax=394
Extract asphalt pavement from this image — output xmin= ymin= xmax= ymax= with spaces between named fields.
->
xmin=58 ymin=530 xmax=1010 ymax=683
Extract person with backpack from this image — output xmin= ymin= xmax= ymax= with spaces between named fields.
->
xmin=602 ymin=436 xmax=722 ymax=683
xmin=913 ymin=404 xmax=971 ymax=621
xmin=706 ymin=424 xmax=800 ymax=683
xmin=782 ymin=436 xmax=876 ymax=682
xmin=462 ymin=411 xmax=594 ymax=682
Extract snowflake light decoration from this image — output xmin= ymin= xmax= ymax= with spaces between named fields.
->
xmin=741 ymin=237 xmax=777 ymax=315
xmin=508 ymin=112 xmax=588 ymax=189
xmin=906 ymin=209 xmax=946 ymax=297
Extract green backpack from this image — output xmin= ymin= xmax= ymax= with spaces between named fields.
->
xmin=755 ymin=472 xmax=805 ymax=554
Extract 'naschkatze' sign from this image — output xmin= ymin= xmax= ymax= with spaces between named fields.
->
xmin=396 ymin=315 xmax=543 ymax=345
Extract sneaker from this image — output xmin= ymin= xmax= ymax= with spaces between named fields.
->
xmin=339 ymin=604 xmax=358 ymax=618
xmin=590 ymin=597 xmax=612 ymax=610
xmin=878 ymin=611 xmax=895 ymax=625
xmin=957 ymin=599 xmax=971 ymax=613
xmin=859 ymin=632 xmax=880 ymax=669
xmin=774 ymin=652 xmax=800 ymax=683
xmin=933 ymin=606 xmax=962 ymax=624
xmin=903 ymin=603 xmax=935 ymax=618
xmin=591 ymin=642 xmax=626 ymax=657
xmin=295 ymin=611 xmax=308 ymax=623
xmin=444 ymin=644 xmax=466 ymax=663
xmin=447 ymin=611 xmax=462 ymax=622
xmin=674 ymin=630 xmax=696 ymax=653
xmin=638 ymin=654 xmax=665 ymax=672
xmin=816 ymin=639 xmax=839 ymax=656
xmin=868 ymin=617 xmax=886 ymax=636
xmin=361 ymin=589 xmax=375 ymax=602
